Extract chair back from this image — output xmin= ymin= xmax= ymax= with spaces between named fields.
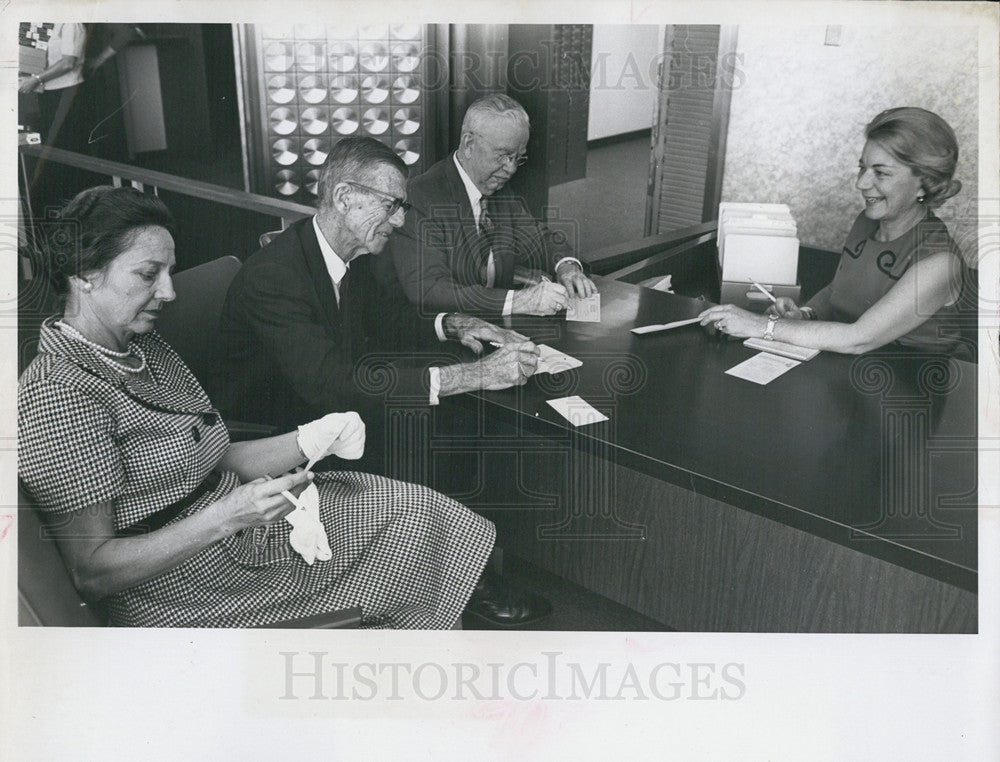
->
xmin=17 ymin=481 xmax=359 ymax=628
xmin=18 ymin=484 xmax=106 ymax=626
xmin=157 ymin=256 xmax=242 ymax=385
xmin=259 ymin=229 xmax=282 ymax=248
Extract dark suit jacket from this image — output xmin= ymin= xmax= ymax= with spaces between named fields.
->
xmin=385 ymin=153 xmax=575 ymax=318
xmin=213 ymin=219 xmax=443 ymax=443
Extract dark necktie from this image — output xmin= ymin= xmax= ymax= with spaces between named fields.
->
xmin=337 ymin=263 xmax=365 ymax=357
xmin=478 ymin=197 xmax=496 ymax=287
xmin=478 ymin=197 xmax=495 ymax=237
xmin=336 ymin=265 xmax=351 ymax=307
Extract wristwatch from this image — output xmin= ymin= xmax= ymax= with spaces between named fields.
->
xmin=764 ymin=314 xmax=779 ymax=341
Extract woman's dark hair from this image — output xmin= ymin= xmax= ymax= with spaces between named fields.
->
xmin=865 ymin=107 xmax=961 ymax=208
xmin=43 ymin=185 xmax=176 ymax=295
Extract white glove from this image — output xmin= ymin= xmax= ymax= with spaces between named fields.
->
xmin=297 ymin=411 xmax=366 ymax=467
xmin=283 ymin=483 xmax=331 ymax=565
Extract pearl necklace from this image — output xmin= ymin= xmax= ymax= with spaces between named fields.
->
xmin=55 ymin=320 xmax=148 ymax=374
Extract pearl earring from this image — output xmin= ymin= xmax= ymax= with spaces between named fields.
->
xmin=917 ymin=195 xmax=926 ymax=204
xmin=81 ymin=280 xmax=93 ymax=292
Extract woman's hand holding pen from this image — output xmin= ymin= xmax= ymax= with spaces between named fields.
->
xmin=770 ymin=297 xmax=806 ymax=320
xmin=215 ymin=470 xmax=314 ymax=534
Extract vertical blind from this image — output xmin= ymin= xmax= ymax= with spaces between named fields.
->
xmin=649 ymin=25 xmax=723 ymax=235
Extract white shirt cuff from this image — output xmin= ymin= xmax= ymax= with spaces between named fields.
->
xmin=428 ymin=366 xmax=441 ymax=406
xmin=502 ymin=290 xmax=514 ymax=317
xmin=434 ymin=312 xmax=448 ymax=342
xmin=555 ymin=256 xmax=583 ymax=274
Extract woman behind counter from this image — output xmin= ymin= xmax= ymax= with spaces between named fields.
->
xmin=699 ymin=107 xmax=971 ymax=358
xmin=17 ymin=186 xmax=495 ymax=628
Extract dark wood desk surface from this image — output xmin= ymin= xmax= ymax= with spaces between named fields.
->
xmin=466 ymin=277 xmax=977 ymax=594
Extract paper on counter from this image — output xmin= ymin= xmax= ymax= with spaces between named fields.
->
xmin=546 ymin=396 xmax=609 ymax=427
xmin=631 ymin=317 xmax=702 ymax=335
xmin=566 ymin=293 xmax=600 ymax=322
xmin=536 ymin=344 xmax=583 ymax=374
xmin=725 ymin=352 xmax=800 ymax=385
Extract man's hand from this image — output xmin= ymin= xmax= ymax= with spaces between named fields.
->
xmin=437 ymin=341 xmax=540 ymax=396
xmin=19 ymin=76 xmax=42 ymax=94
xmin=476 ymin=342 xmax=540 ymax=389
xmin=555 ymin=261 xmax=598 ymax=299
xmin=510 ymin=280 xmax=569 ymax=316
xmin=443 ymin=313 xmax=529 ymax=354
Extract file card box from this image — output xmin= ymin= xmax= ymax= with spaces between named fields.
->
xmin=720 ymin=280 xmax=802 ymax=313
xmin=720 ymin=233 xmax=800 ymax=285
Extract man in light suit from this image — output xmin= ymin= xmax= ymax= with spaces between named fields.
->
xmin=215 ymin=137 xmax=551 ymax=627
xmin=387 ymin=93 xmax=598 ymax=318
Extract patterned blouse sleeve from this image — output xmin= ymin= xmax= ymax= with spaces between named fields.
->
xmin=18 ymin=379 xmax=126 ymax=513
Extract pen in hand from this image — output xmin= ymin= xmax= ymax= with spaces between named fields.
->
xmin=750 ymin=279 xmax=779 ymax=305
xmin=750 ymin=279 xmax=781 ymax=317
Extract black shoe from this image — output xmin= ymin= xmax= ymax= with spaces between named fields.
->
xmin=464 ymin=568 xmax=553 ymax=628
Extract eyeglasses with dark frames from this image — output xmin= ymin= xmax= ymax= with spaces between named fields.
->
xmin=345 ymin=181 xmax=412 ymax=215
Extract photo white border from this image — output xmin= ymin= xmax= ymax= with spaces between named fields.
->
xmin=2 ymin=1 xmax=997 ymax=758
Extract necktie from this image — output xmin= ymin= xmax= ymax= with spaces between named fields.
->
xmin=478 ymin=197 xmax=496 ymax=287
xmin=335 ymin=264 xmax=350 ymax=306
xmin=478 ymin=196 xmax=495 ymax=236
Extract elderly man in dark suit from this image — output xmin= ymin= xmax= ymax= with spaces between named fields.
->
xmin=387 ymin=93 xmax=598 ymax=318
xmin=214 ymin=137 xmax=550 ymax=627
xmin=215 ymin=136 xmax=539 ymax=444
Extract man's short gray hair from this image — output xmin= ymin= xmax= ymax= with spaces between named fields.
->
xmin=461 ymin=93 xmax=530 ymax=137
xmin=317 ymin=136 xmax=408 ymax=208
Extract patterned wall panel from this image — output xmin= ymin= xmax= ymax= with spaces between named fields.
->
xmin=247 ymin=24 xmax=433 ymax=203
xmin=721 ymin=25 xmax=979 ymax=261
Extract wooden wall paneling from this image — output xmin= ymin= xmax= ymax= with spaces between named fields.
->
xmin=502 ymin=453 xmax=976 ymax=632
xmin=507 ymin=24 xmax=592 ymax=217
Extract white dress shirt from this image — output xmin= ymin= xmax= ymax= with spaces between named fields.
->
xmin=312 ymin=216 xmax=348 ymax=303
xmin=453 ymin=154 xmax=582 ymax=317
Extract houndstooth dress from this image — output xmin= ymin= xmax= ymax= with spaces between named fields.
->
xmin=18 ymin=319 xmax=495 ymax=628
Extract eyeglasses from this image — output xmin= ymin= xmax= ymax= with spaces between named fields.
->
xmin=345 ymin=181 xmax=412 ymax=215
xmin=500 ymin=152 xmax=528 ymax=168
xmin=472 ymin=132 xmax=528 ymax=168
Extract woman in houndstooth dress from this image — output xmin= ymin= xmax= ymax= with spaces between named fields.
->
xmin=18 ymin=186 xmax=495 ymax=628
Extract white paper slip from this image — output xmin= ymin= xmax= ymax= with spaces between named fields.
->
xmin=725 ymin=352 xmax=800 ymax=385
xmin=546 ymin=396 xmax=609 ymax=427
xmin=743 ymin=337 xmax=820 ymax=361
xmin=536 ymin=344 xmax=583 ymax=374
xmin=566 ymin=293 xmax=601 ymax=322
xmin=630 ymin=317 xmax=702 ymax=335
